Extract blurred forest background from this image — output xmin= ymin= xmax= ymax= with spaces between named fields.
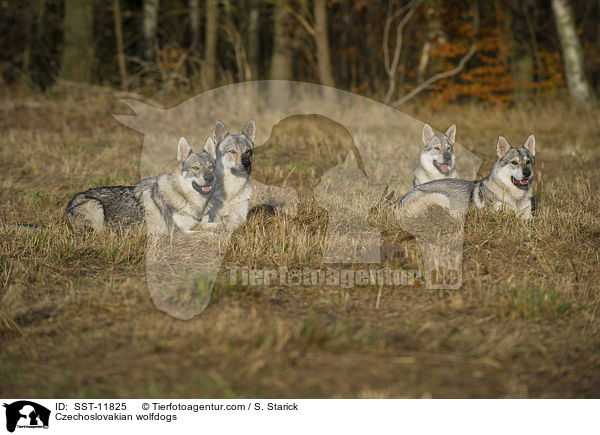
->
xmin=0 ymin=0 xmax=599 ymax=109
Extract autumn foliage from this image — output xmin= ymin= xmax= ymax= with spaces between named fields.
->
xmin=426 ymin=5 xmax=565 ymax=108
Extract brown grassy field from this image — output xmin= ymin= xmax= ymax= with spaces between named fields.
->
xmin=1 ymin=88 xmax=599 ymax=398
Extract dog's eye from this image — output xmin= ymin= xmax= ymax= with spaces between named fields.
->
xmin=524 ymin=160 xmax=531 ymax=165
xmin=228 ymin=150 xmax=236 ymax=154
xmin=207 ymin=164 xmax=214 ymax=170
xmin=192 ymin=165 xmax=200 ymax=170
xmin=434 ymin=146 xmax=440 ymax=151
xmin=511 ymin=161 xmax=518 ymax=165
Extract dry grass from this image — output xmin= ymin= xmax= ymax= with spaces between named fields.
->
xmin=1 ymin=89 xmax=599 ymax=398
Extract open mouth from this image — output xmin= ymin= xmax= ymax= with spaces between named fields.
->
xmin=433 ymin=160 xmax=451 ymax=174
xmin=511 ymin=176 xmax=530 ymax=189
xmin=192 ymin=181 xmax=213 ymax=195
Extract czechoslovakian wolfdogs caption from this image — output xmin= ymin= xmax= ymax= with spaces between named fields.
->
xmin=398 ymin=135 xmax=536 ymax=219
xmin=412 ymin=123 xmax=458 ymax=187
xmin=66 ymin=136 xmax=217 ymax=234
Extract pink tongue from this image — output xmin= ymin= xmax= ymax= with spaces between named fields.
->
xmin=201 ymin=186 xmax=211 ymax=193
xmin=438 ymin=164 xmax=449 ymax=173
xmin=520 ymin=179 xmax=528 ymax=185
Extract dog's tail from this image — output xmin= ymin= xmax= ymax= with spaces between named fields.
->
xmin=247 ymin=204 xmax=276 ymax=220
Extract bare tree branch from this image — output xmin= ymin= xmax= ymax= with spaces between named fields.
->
xmin=383 ymin=8 xmax=403 ymax=73
xmin=383 ymin=1 xmax=418 ymax=75
xmin=392 ymin=44 xmax=477 ymax=106
xmin=112 ymin=0 xmax=128 ymax=90
xmin=266 ymin=0 xmax=316 ymax=37
xmin=223 ymin=0 xmax=251 ymax=82
xmin=383 ymin=0 xmax=420 ymax=104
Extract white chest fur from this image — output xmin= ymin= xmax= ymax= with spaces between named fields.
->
xmin=172 ymin=213 xmax=198 ymax=231
xmin=210 ymin=171 xmax=252 ymax=230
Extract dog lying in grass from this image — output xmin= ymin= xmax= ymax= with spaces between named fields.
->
xmin=66 ymin=136 xmax=217 ymax=234
xmin=397 ymin=135 xmax=536 ymax=219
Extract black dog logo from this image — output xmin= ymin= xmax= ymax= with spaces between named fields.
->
xmin=3 ymin=401 xmax=50 ymax=433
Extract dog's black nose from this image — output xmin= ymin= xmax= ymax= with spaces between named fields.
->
xmin=443 ymin=151 xmax=451 ymax=162
xmin=522 ymin=168 xmax=531 ymax=177
xmin=204 ymin=174 xmax=214 ymax=183
xmin=242 ymin=153 xmax=252 ymax=170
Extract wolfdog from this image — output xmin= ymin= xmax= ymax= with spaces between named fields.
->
xmin=66 ymin=136 xmax=217 ymax=234
xmin=398 ymin=135 xmax=536 ymax=219
xmin=204 ymin=120 xmax=255 ymax=231
xmin=412 ymin=124 xmax=458 ymax=187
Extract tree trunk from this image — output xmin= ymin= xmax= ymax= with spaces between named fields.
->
xmin=203 ymin=0 xmax=218 ymax=88
xmin=189 ymin=0 xmax=200 ymax=50
xmin=551 ymin=0 xmax=596 ymax=109
xmin=365 ymin=2 xmax=378 ymax=92
xmin=223 ymin=0 xmax=250 ymax=82
xmin=417 ymin=7 xmax=444 ymax=84
xmin=416 ymin=41 xmax=431 ymax=85
xmin=248 ymin=0 xmax=260 ymax=80
xmin=28 ymin=0 xmax=47 ymax=90
xmin=21 ymin=4 xmax=33 ymax=89
xmin=417 ymin=6 xmax=446 ymax=84
xmin=143 ymin=0 xmax=159 ymax=60
xmin=60 ymin=0 xmax=94 ymax=83
xmin=269 ymin=5 xmax=294 ymax=104
xmin=113 ymin=0 xmax=127 ymax=89
xmin=523 ymin=1 xmax=542 ymax=94
xmin=313 ymin=0 xmax=335 ymax=87
xmin=269 ymin=5 xmax=294 ymax=81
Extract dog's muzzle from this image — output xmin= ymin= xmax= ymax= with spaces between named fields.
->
xmin=230 ymin=166 xmax=249 ymax=176
xmin=192 ymin=181 xmax=213 ymax=196
xmin=241 ymin=152 xmax=252 ymax=174
xmin=433 ymin=160 xmax=451 ymax=174
xmin=511 ymin=176 xmax=530 ymax=189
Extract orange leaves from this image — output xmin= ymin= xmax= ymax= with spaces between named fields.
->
xmin=431 ymin=41 xmax=472 ymax=58
xmin=426 ymin=8 xmax=515 ymax=108
xmin=157 ymin=46 xmax=187 ymax=74
xmin=537 ymin=49 xmax=566 ymax=92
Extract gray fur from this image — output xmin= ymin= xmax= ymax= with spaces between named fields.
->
xmin=412 ymin=124 xmax=458 ymax=187
xmin=66 ymin=137 xmax=217 ymax=234
xmin=472 ymin=136 xmax=535 ymax=217
xmin=204 ymin=120 xmax=255 ymax=231
xmin=398 ymin=135 xmax=536 ymax=220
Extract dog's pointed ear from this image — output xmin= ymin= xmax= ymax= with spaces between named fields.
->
xmin=496 ymin=136 xmax=511 ymax=158
xmin=213 ymin=121 xmax=228 ymax=144
xmin=445 ymin=124 xmax=456 ymax=143
xmin=242 ymin=119 xmax=256 ymax=143
xmin=422 ymin=124 xmax=435 ymax=145
xmin=203 ymin=137 xmax=217 ymax=161
xmin=523 ymin=135 xmax=535 ymax=156
xmin=177 ymin=137 xmax=192 ymax=163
